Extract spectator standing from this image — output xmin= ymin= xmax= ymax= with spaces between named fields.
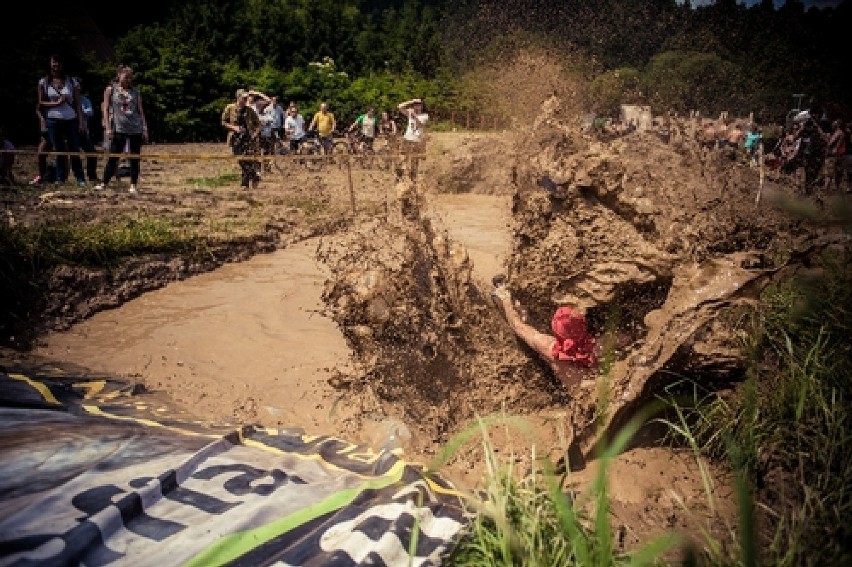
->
xmin=77 ymin=78 xmax=99 ymax=183
xmin=700 ymin=121 xmax=716 ymax=150
xmin=397 ymin=97 xmax=429 ymax=179
xmin=716 ymin=119 xmax=730 ymax=149
xmin=744 ymin=124 xmax=763 ymax=165
xmin=727 ymin=122 xmax=745 ymax=155
xmin=221 ymin=89 xmax=261 ymax=189
xmin=823 ymin=119 xmax=845 ymax=193
xmin=270 ymin=96 xmax=285 ymax=141
xmin=308 ymin=102 xmax=336 ymax=154
xmin=380 ymin=111 xmax=397 ymax=138
xmin=284 ymin=104 xmax=307 ymax=152
xmin=796 ymin=116 xmax=826 ymax=194
xmin=252 ymin=92 xmax=277 ymax=169
xmin=95 ymin=66 xmax=148 ymax=193
xmin=0 ymin=126 xmax=16 ymax=185
xmin=37 ymin=54 xmax=87 ymax=187
xmin=348 ymin=107 xmax=378 ymax=149
xmin=398 ymin=98 xmax=428 ymax=147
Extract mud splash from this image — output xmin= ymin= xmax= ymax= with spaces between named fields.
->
xmin=317 ymin=98 xmax=846 ymax=465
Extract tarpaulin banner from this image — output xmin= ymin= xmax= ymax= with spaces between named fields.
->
xmin=0 ymin=373 xmax=469 ymax=566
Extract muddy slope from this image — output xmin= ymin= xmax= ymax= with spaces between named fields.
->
xmin=317 ymin=105 xmax=846 ymax=459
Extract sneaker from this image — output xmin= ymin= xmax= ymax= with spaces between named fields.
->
xmin=129 ymin=184 xmax=137 ymax=193
xmin=491 ymin=273 xmax=510 ymax=301
xmin=94 ymin=183 xmax=106 ymax=190
xmin=77 ymin=180 xmax=87 ymax=188
xmin=29 ymin=175 xmax=42 ymax=186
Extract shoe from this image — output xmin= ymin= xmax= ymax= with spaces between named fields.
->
xmin=491 ymin=274 xmax=510 ymax=301
xmin=29 ymin=175 xmax=42 ymax=186
xmin=94 ymin=183 xmax=106 ymax=190
xmin=77 ymin=180 xmax=87 ymax=188
xmin=129 ymin=184 xmax=137 ymax=193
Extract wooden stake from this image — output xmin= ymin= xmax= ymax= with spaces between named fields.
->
xmin=755 ymin=142 xmax=765 ymax=206
xmin=346 ymin=155 xmax=355 ymax=213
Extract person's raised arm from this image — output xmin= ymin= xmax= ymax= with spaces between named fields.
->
xmin=249 ymin=90 xmax=270 ymax=103
xmin=397 ymin=98 xmax=420 ymax=112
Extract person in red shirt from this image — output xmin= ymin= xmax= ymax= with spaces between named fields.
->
xmin=492 ymin=275 xmax=600 ymax=390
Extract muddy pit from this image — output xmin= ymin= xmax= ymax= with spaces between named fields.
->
xmin=2 ymin=95 xmax=848 ymax=550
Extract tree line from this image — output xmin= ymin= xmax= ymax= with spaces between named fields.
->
xmin=1 ymin=0 xmax=848 ymax=144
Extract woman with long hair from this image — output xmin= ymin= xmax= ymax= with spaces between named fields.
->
xmin=95 ymin=66 xmax=148 ymax=193
xmin=37 ymin=54 xmax=87 ymax=186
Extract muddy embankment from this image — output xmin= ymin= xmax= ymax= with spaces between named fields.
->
xmin=317 ymin=101 xmax=847 ymax=462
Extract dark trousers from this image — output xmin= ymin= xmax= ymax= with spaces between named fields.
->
xmin=233 ymin=139 xmax=260 ymax=187
xmin=79 ymin=128 xmax=99 ymax=181
xmin=102 ymin=133 xmax=143 ymax=185
xmin=46 ymin=117 xmax=85 ymax=183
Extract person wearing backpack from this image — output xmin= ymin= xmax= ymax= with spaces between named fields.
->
xmin=36 ymin=54 xmax=87 ymax=187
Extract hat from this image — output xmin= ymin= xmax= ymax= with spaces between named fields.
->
xmin=550 ymin=306 xmax=597 ymax=367
xmin=236 ymin=89 xmax=248 ymax=99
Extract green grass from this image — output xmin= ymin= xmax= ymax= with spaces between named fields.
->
xmin=186 ymin=173 xmax=241 ymax=187
xmin=658 ymin=250 xmax=852 ymax=566
xmin=0 ymin=216 xmax=200 ymax=268
xmin=441 ymin=411 xmax=679 ymax=566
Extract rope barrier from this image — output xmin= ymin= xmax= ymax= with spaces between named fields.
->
xmin=1 ymin=148 xmax=426 ymax=163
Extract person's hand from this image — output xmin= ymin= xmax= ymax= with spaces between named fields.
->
xmin=492 ymin=287 xmax=511 ymax=301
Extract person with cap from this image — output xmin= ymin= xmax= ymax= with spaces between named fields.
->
xmin=221 ymin=88 xmax=261 ymax=189
xmin=491 ymin=275 xmax=600 ymax=390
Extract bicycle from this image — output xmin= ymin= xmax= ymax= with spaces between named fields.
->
xmin=334 ymin=130 xmax=377 ymax=168
xmin=271 ymin=130 xmax=324 ymax=174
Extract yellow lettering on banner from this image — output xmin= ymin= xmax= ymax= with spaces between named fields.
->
xmin=8 ymin=373 xmax=61 ymax=405
xmin=72 ymin=379 xmax=107 ymax=399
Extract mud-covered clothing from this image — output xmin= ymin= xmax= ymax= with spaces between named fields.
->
xmin=221 ymin=103 xmax=260 ymax=147
xmin=222 ymin=103 xmax=261 ymax=187
xmin=549 ymin=306 xmax=597 ymax=368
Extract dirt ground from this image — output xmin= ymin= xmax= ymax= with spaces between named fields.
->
xmin=2 ymin=88 xmax=850 ymax=553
